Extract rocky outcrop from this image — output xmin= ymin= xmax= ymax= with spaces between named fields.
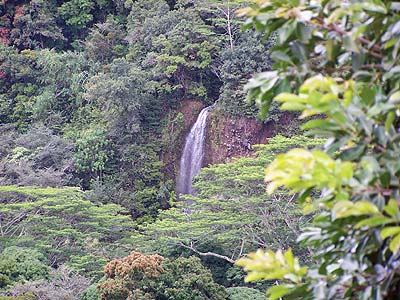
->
xmin=204 ymin=109 xmax=275 ymax=165
xmin=162 ymin=100 xmax=297 ymax=181
xmin=204 ymin=109 xmax=299 ymax=165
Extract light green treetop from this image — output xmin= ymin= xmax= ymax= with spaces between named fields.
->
xmin=133 ymin=135 xmax=321 ymax=264
xmin=0 ymin=186 xmax=134 ymax=278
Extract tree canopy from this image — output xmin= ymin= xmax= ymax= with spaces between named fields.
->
xmin=0 ymin=186 xmax=134 ymax=278
xmin=3 ymin=0 xmax=399 ymax=299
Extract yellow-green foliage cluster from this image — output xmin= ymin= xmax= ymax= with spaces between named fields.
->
xmin=0 ymin=186 xmax=134 ymax=278
xmin=133 ymin=135 xmax=322 ymax=262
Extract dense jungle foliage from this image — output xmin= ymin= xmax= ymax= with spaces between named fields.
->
xmin=0 ymin=0 xmax=284 ymax=298
xmin=1 ymin=0 xmax=399 ymax=299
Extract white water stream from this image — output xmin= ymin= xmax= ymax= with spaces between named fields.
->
xmin=177 ymin=104 xmax=215 ymax=195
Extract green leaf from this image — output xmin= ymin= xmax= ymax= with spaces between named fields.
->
xmin=245 ymin=272 xmax=272 ymax=282
xmin=274 ymin=93 xmax=304 ymax=103
xmin=381 ymin=226 xmax=400 ymax=239
xmin=260 ymin=79 xmax=279 ymax=94
xmin=389 ymin=91 xmax=400 ymax=103
xmin=290 ymin=41 xmax=308 ymax=61
xmin=389 ymin=234 xmax=400 ymax=252
xmin=271 ymin=51 xmax=293 ymax=64
xmin=385 ymin=111 xmax=396 ymax=132
xmin=384 ymin=199 xmax=399 ymax=217
xmin=301 ymin=119 xmax=335 ymax=130
xmin=258 ymin=98 xmax=273 ymax=118
xmin=267 ymin=285 xmax=293 ymax=300
xmin=353 ymin=71 xmax=373 ymax=82
xmin=297 ymin=23 xmax=313 ymax=43
xmin=245 ymin=71 xmax=278 ymax=90
xmin=361 ymin=2 xmax=387 ymax=13
xmin=277 ymin=21 xmax=297 ymax=45
xmin=340 ymin=145 xmax=366 ymax=161
xmin=356 ymin=216 xmax=394 ymax=228
xmin=332 ymin=200 xmax=379 ymax=219
xmin=284 ymin=248 xmax=295 ymax=268
xmin=343 ymin=34 xmax=360 ymax=53
xmin=276 ymin=77 xmax=291 ymax=94
xmin=380 ymin=171 xmax=391 ymax=188
xmin=352 ymin=52 xmax=365 ymax=71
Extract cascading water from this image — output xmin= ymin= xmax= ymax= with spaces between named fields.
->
xmin=177 ymin=104 xmax=215 ymax=195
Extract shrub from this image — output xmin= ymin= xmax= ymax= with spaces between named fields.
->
xmin=237 ymin=0 xmax=400 ymax=299
xmin=98 ymin=252 xmax=228 ymax=300
xmin=0 ymin=247 xmax=50 ymax=288
xmin=227 ymin=287 xmax=265 ymax=300
xmin=10 ymin=267 xmax=90 ymax=300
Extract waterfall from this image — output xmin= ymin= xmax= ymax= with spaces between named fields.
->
xmin=177 ymin=104 xmax=215 ymax=195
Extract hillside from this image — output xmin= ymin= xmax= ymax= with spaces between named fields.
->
xmin=1 ymin=0 xmax=400 ymax=299
xmin=0 ymin=0 xmax=288 ymax=299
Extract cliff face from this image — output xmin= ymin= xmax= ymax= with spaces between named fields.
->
xmin=162 ymin=100 xmax=296 ymax=181
xmin=204 ymin=109 xmax=298 ymax=165
xmin=161 ymin=100 xmax=204 ymax=180
xmin=204 ymin=109 xmax=275 ymax=165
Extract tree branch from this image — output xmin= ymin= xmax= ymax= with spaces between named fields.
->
xmin=178 ymin=241 xmax=235 ymax=263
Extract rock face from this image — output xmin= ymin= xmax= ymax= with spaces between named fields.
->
xmin=204 ymin=109 xmax=276 ymax=165
xmin=161 ymin=100 xmax=204 ymax=182
xmin=162 ymin=100 xmax=296 ymax=185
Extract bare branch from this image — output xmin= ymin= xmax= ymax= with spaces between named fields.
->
xmin=178 ymin=241 xmax=235 ymax=263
